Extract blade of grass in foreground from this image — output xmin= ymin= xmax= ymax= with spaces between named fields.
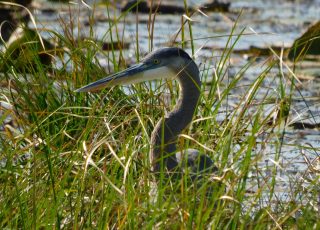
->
xmin=0 ymin=2 xmax=319 ymax=228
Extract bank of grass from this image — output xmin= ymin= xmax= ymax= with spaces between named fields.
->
xmin=0 ymin=1 xmax=319 ymax=229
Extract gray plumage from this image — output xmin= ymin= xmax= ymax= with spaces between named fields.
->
xmin=76 ymin=47 xmax=216 ymax=180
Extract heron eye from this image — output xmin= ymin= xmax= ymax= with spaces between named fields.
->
xmin=153 ymin=59 xmax=160 ymax=64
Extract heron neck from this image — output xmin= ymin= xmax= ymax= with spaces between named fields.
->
xmin=150 ymin=62 xmax=201 ymax=173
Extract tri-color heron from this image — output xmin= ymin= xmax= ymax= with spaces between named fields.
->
xmin=76 ymin=47 xmax=216 ymax=180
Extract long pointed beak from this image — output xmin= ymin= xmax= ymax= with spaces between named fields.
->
xmin=75 ymin=63 xmax=147 ymax=92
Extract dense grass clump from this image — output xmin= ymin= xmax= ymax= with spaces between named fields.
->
xmin=0 ymin=2 xmax=319 ymax=229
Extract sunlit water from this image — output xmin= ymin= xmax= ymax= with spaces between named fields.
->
xmin=1 ymin=0 xmax=320 ymax=208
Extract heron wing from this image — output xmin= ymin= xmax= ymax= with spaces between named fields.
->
xmin=175 ymin=149 xmax=216 ymax=175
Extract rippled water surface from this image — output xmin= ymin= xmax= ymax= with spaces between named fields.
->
xmin=5 ymin=0 xmax=320 ymax=201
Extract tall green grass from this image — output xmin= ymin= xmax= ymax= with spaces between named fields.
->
xmin=0 ymin=1 xmax=319 ymax=229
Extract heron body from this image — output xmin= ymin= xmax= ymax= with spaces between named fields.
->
xmin=76 ymin=47 xmax=215 ymax=179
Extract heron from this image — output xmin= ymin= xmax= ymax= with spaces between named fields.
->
xmin=76 ymin=47 xmax=216 ymax=181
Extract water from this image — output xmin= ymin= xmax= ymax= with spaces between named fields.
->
xmin=2 ymin=0 xmax=320 ymax=206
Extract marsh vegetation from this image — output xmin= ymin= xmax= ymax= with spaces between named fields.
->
xmin=0 ymin=0 xmax=319 ymax=228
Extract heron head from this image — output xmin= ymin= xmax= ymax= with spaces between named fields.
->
xmin=75 ymin=47 xmax=194 ymax=92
